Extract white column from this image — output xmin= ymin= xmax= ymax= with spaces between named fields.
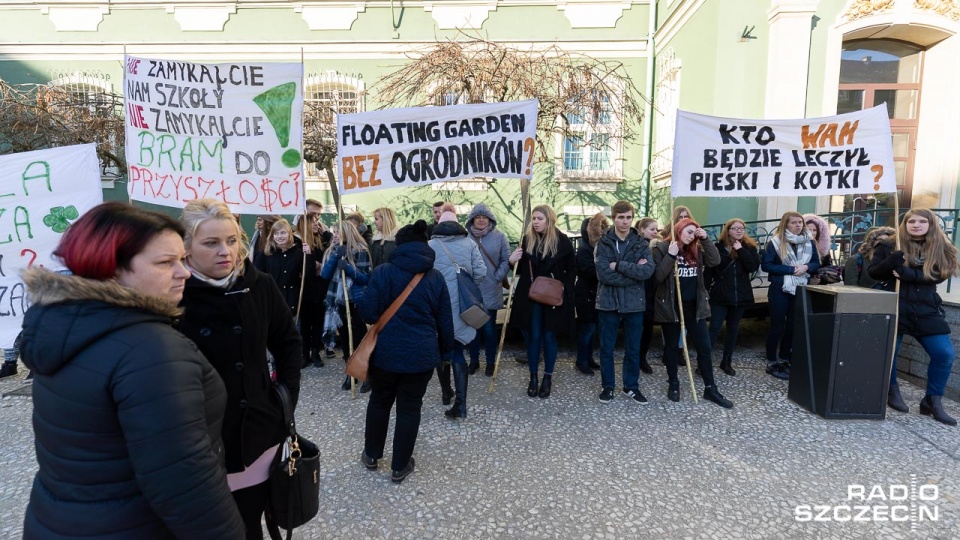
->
xmin=759 ymin=0 xmax=820 ymax=221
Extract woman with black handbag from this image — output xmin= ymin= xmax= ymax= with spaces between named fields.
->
xmin=508 ymin=204 xmax=576 ymax=399
xmin=178 ymin=199 xmax=303 ymax=539
xmin=358 ymin=221 xmax=456 ymax=482
xmin=430 ymin=209 xmax=487 ymax=419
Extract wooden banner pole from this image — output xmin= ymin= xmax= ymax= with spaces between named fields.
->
xmin=670 ymin=199 xmax=699 ymax=403
xmin=325 ymin=158 xmax=357 ymax=398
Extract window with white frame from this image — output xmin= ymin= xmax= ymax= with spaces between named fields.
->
xmin=651 ymin=49 xmax=681 ymax=181
xmin=48 ymin=73 xmax=122 ymax=181
xmin=557 ymin=88 xmax=622 ymax=180
xmin=303 ymin=73 xmax=364 ymax=180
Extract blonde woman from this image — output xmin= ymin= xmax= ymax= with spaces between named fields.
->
xmin=760 ymin=211 xmax=819 ymax=380
xmin=870 ymin=209 xmax=959 ymax=424
xmin=371 ymin=207 xmax=399 ymax=269
xmin=508 ymin=205 xmax=576 ymax=399
xmin=320 ymin=221 xmax=372 ymax=391
xmin=254 ymin=219 xmax=314 ymax=315
xmin=178 ymin=199 xmax=302 ymax=538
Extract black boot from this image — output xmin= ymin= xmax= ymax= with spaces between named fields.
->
xmin=527 ymin=372 xmax=539 ymax=397
xmin=445 ymin=363 xmax=468 ymax=419
xmin=667 ymin=379 xmax=680 ymax=402
xmin=887 ymin=385 xmax=908 ymax=413
xmin=437 ymin=364 xmax=454 ymax=405
xmin=639 ymin=359 xmax=653 ymax=375
xmin=468 ymin=362 xmax=480 ymax=376
xmin=0 ymin=362 xmax=17 ymax=379
xmin=341 ymin=375 xmax=352 ymax=391
xmin=538 ymin=374 xmax=552 ymax=399
xmin=719 ymin=355 xmax=736 ymax=376
xmin=703 ymin=385 xmax=734 ymax=409
xmin=919 ymin=395 xmax=956 ymax=426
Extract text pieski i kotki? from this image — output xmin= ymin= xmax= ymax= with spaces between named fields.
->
xmin=690 ymin=121 xmax=874 ymax=192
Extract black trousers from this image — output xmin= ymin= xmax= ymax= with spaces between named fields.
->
xmin=364 ymin=365 xmax=433 ymax=472
xmin=299 ymin=301 xmax=321 ymax=358
xmin=232 ymin=480 xmax=270 ymax=540
xmin=338 ymin=303 xmax=368 ymax=358
xmin=661 ymin=301 xmax=716 ymax=387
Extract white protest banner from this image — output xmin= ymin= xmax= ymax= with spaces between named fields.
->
xmin=0 ymin=144 xmax=103 ymax=348
xmin=671 ymin=105 xmax=896 ymax=198
xmin=336 ymin=99 xmax=539 ymax=195
xmin=124 ymin=56 xmax=304 ymax=214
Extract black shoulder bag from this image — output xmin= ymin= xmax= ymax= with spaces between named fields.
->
xmin=266 ymin=384 xmax=321 ymax=540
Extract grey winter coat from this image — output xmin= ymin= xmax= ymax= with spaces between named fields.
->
xmin=594 ymin=228 xmax=655 ymax=313
xmin=430 ymin=221 xmax=487 ymax=345
xmin=651 ymin=238 xmax=720 ymax=323
xmin=466 ymin=205 xmax=511 ymax=309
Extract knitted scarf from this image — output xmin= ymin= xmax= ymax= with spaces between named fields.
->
xmin=771 ymin=230 xmax=813 ymax=295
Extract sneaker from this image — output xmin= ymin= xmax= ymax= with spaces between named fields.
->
xmin=361 ymin=451 xmax=378 ymax=470
xmin=0 ymin=362 xmax=17 ymax=379
xmin=391 ymin=458 xmax=415 ymax=483
xmin=598 ymin=388 xmax=614 ymax=404
xmin=765 ymin=363 xmax=790 ymax=380
xmin=623 ymin=388 xmax=648 ymax=405
xmin=704 ymin=386 xmax=734 ymax=409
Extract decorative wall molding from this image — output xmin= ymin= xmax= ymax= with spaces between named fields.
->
xmin=557 ymin=1 xmax=632 ymax=28
xmin=295 ymin=4 xmax=366 ymax=30
xmin=843 ymin=0 xmax=895 ymax=21
xmin=43 ymin=6 xmax=108 ymax=32
xmin=423 ymin=2 xmax=496 ymax=29
xmin=167 ymin=5 xmax=235 ymax=31
xmin=915 ymin=0 xmax=960 ymax=21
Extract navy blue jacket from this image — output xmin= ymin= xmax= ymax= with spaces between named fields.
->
xmin=760 ymin=241 xmax=821 ymax=290
xmin=358 ymin=242 xmax=455 ymax=373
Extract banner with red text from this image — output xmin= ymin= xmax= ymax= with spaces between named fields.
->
xmin=336 ymin=99 xmax=538 ymax=195
xmin=671 ymin=105 xmax=895 ymax=198
xmin=0 ymin=144 xmax=103 ymax=348
xmin=124 ymin=56 xmax=304 ymax=214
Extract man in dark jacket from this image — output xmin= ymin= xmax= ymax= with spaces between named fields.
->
xmin=358 ymin=220 xmax=455 ymax=483
xmin=594 ymin=201 xmax=655 ymax=404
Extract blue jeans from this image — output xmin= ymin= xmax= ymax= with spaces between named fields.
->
xmin=765 ymin=286 xmax=796 ymax=364
xmin=891 ymin=333 xmax=955 ymax=397
xmin=709 ymin=304 xmax=748 ymax=361
xmin=576 ymin=322 xmax=597 ymax=368
xmin=597 ymin=310 xmax=644 ymax=391
xmin=468 ymin=309 xmax=499 ymax=367
xmin=522 ymin=303 xmax=558 ymax=375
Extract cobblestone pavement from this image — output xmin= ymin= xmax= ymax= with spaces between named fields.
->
xmin=1 ymin=321 xmax=958 ymax=539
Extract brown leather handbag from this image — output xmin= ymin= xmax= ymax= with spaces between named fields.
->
xmin=527 ymin=260 xmax=563 ymax=307
xmin=345 ymin=272 xmax=424 ymax=381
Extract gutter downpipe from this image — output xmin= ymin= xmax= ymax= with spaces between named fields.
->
xmin=642 ymin=0 xmax=658 ymax=217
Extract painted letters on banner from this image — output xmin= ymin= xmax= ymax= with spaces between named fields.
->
xmin=124 ymin=56 xmax=304 ymax=214
xmin=671 ymin=105 xmax=896 ymax=198
xmin=0 ymin=144 xmax=103 ymax=348
xmin=336 ymin=100 xmax=539 ymax=194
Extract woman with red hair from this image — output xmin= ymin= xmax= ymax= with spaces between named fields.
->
xmin=651 ymin=218 xmax=733 ymax=408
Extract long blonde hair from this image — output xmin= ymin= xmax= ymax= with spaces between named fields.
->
xmin=264 ymin=219 xmax=295 ymax=256
xmin=180 ymin=198 xmax=249 ymax=268
xmin=898 ymin=208 xmax=959 ymax=280
xmin=293 ymin=213 xmax=321 ymax=251
xmin=322 ymin=220 xmax=369 ymax=265
xmin=524 ymin=204 xmax=559 ymax=259
xmin=772 ymin=211 xmax=806 ymax=261
xmin=718 ymin=218 xmax=757 ymax=260
xmin=372 ymin=207 xmax=398 ymax=244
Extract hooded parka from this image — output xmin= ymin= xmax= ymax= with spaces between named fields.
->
xmin=429 ymin=220 xmax=487 ymax=345
xmin=20 ymin=269 xmax=244 ymax=540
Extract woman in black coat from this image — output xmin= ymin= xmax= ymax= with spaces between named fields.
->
xmin=179 ymin=199 xmax=303 ymax=539
xmin=706 ymin=218 xmax=760 ymax=376
xmin=574 ymin=214 xmax=608 ymax=375
xmin=358 ymin=220 xmax=456 ymax=483
xmin=254 ymin=218 xmax=315 ymax=314
xmin=508 ymin=204 xmax=576 ymax=399
xmin=20 ymin=202 xmax=244 ymax=539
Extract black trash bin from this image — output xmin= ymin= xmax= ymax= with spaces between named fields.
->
xmin=789 ymin=284 xmax=898 ymax=419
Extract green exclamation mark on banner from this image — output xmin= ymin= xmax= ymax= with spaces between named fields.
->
xmin=253 ymin=82 xmax=302 ymax=168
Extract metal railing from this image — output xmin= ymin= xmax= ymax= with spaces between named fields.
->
xmin=701 ymin=207 xmax=959 ymax=293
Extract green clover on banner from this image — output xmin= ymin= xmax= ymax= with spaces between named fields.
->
xmin=43 ymin=205 xmax=80 ymax=233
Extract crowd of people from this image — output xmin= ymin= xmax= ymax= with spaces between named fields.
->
xmin=11 ymin=197 xmax=958 ymax=538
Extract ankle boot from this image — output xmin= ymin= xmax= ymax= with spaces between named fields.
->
xmin=538 ymin=374 xmax=552 ymax=399
xmin=919 ymin=395 xmax=957 ymax=426
xmin=445 ymin=363 xmax=468 ymax=419
xmin=437 ymin=364 xmax=454 ymax=405
xmin=719 ymin=355 xmax=736 ymax=376
xmin=527 ymin=372 xmax=539 ymax=397
xmin=667 ymin=379 xmax=680 ymax=402
xmin=639 ymin=359 xmax=653 ymax=375
xmin=887 ymin=385 xmax=908 ymax=413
